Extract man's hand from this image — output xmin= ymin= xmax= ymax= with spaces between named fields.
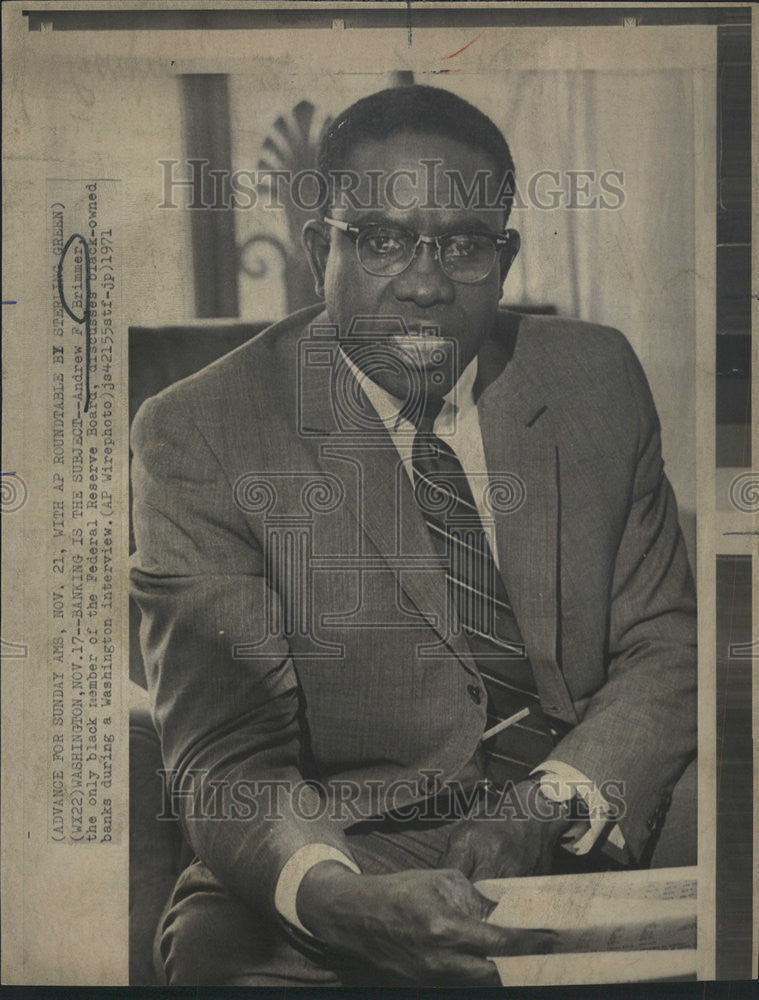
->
xmin=296 ymin=861 xmax=554 ymax=986
xmin=439 ymin=779 xmax=573 ymax=881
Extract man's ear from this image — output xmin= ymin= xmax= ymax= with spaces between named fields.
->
xmin=302 ymin=219 xmax=330 ymax=298
xmin=499 ymin=228 xmax=521 ymax=286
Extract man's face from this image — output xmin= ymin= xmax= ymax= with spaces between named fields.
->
xmin=305 ymin=131 xmax=516 ymax=402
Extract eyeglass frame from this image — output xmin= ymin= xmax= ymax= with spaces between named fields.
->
xmin=322 ymin=216 xmax=520 ymax=284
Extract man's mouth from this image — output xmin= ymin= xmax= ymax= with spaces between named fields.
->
xmin=387 ymin=320 xmax=451 ymax=356
xmin=385 ymin=317 xmax=450 ymax=343
xmin=397 ymin=324 xmax=444 ymax=338
xmin=345 ymin=317 xmax=448 ymax=340
xmin=342 ymin=318 xmax=453 ymax=373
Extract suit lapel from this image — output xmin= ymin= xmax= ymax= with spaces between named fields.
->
xmin=476 ymin=315 xmax=572 ymax=709
xmin=298 ymin=325 xmax=476 ymax=671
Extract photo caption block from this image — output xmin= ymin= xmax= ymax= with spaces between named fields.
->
xmin=47 ymin=179 xmax=122 ymax=846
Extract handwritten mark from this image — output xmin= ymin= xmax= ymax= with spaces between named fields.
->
xmin=442 ymin=33 xmax=484 ymax=60
xmin=2 ymin=300 xmax=17 ymax=305
xmin=56 ymin=233 xmax=92 ymax=412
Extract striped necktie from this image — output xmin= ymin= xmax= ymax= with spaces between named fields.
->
xmin=410 ymin=404 xmax=558 ymax=789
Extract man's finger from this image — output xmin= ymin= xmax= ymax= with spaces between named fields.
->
xmin=429 ymin=954 xmax=503 ymax=987
xmin=453 ymin=914 xmax=556 ymax=958
xmin=487 ymin=925 xmax=557 ymax=957
xmin=460 ymin=884 xmax=498 ymax=922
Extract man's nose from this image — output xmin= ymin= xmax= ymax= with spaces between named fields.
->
xmin=391 ymin=241 xmax=455 ymax=307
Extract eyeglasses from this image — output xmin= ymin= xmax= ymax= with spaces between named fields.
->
xmin=323 ymin=217 xmax=519 ymax=284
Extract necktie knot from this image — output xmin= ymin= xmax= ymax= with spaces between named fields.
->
xmin=401 ymin=393 xmax=445 ymax=435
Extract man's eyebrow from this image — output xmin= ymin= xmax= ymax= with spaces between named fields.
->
xmin=348 ymin=210 xmax=500 ymax=233
xmin=348 ymin=210 xmax=404 ymax=227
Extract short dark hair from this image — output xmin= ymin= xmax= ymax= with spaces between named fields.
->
xmin=317 ymin=84 xmax=516 ymax=217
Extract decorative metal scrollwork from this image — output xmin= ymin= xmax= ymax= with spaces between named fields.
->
xmin=239 ymin=100 xmax=333 ymax=313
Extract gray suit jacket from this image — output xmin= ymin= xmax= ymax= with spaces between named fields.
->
xmin=131 ymin=305 xmax=696 ymax=915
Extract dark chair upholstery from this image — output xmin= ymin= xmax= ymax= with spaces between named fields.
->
xmin=129 ymin=704 xmax=191 ymax=985
xmin=128 ymin=321 xmax=266 ymax=984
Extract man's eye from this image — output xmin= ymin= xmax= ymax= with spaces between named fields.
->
xmin=446 ymin=236 xmax=480 ymax=257
xmin=364 ymin=232 xmax=406 ymax=255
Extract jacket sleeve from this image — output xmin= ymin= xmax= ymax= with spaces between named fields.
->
xmin=130 ymin=389 xmax=357 ymax=915
xmin=548 ymin=335 xmax=697 ymax=860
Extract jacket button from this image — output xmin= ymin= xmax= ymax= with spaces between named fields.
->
xmin=467 ymin=684 xmax=483 ymax=705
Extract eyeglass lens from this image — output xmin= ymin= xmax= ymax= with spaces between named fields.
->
xmin=356 ymin=228 xmax=499 ymax=283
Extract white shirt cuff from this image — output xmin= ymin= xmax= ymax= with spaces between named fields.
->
xmin=532 ymin=759 xmax=626 ymax=856
xmin=274 ymin=844 xmax=361 ymax=936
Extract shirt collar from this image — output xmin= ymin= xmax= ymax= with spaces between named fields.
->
xmin=340 ymin=345 xmax=479 ymax=436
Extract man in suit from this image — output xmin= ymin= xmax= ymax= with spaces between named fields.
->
xmin=131 ymin=85 xmax=696 ymax=986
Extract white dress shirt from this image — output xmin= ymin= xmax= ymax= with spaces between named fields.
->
xmin=275 ymin=348 xmax=623 ymax=934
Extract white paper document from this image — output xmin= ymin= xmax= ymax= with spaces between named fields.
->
xmin=477 ymin=866 xmax=697 ymax=985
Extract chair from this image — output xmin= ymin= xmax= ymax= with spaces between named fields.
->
xmin=128 ymin=321 xmax=266 ymax=984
